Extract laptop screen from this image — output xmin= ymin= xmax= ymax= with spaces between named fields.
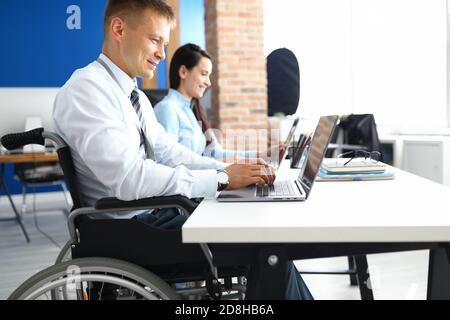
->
xmin=298 ymin=115 xmax=338 ymax=195
xmin=278 ymin=117 xmax=299 ymax=162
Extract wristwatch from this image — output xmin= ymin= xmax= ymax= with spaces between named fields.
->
xmin=217 ymin=170 xmax=229 ymax=191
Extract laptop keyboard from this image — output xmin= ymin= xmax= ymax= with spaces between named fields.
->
xmin=256 ymin=181 xmax=295 ymax=197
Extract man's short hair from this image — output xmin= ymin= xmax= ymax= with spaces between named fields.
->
xmin=104 ymin=0 xmax=176 ymax=33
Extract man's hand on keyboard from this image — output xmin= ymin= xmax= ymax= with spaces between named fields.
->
xmin=225 ymin=158 xmax=276 ymax=190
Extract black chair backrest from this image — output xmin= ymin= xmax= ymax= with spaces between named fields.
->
xmin=57 ymin=146 xmax=84 ymax=210
xmin=267 ymin=48 xmax=300 ymax=116
xmin=142 ymin=88 xmax=169 ymax=107
xmin=339 ymin=114 xmax=381 ymax=152
xmin=327 ymin=114 xmax=381 ymax=159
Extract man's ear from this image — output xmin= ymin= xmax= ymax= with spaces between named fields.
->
xmin=179 ymin=65 xmax=188 ymax=80
xmin=110 ymin=17 xmax=126 ymax=43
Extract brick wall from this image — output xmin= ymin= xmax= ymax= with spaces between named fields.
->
xmin=205 ymin=0 xmax=268 ymax=153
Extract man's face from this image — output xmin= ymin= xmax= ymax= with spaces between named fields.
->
xmin=121 ymin=10 xmax=171 ymax=80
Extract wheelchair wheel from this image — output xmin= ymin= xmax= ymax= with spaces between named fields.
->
xmin=9 ymin=257 xmax=180 ymax=300
xmin=50 ymin=240 xmax=72 ymax=300
xmin=55 ymin=240 xmax=72 ymax=264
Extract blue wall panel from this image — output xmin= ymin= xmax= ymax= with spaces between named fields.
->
xmin=0 ymin=0 xmax=107 ymax=87
xmin=0 ymin=0 xmax=205 ymax=87
xmin=0 ymin=1 xmax=107 ymax=195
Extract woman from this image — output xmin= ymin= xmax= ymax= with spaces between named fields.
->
xmin=154 ymin=43 xmax=284 ymax=161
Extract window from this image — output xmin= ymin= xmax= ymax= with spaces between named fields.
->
xmin=264 ymin=0 xmax=448 ymax=129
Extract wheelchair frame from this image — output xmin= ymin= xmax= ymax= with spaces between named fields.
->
xmin=2 ymin=128 xmax=247 ymax=300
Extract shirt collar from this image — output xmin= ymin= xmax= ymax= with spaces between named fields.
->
xmin=168 ymin=88 xmax=193 ymax=110
xmin=98 ymin=53 xmax=137 ymax=98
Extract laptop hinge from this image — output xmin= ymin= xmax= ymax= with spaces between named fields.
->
xmin=296 ymin=179 xmax=311 ymax=198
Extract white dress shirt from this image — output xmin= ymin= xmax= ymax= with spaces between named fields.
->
xmin=53 ymin=53 xmax=227 ymax=218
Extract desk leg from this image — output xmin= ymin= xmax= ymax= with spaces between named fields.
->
xmin=0 ymin=173 xmax=30 ymax=243
xmin=245 ymin=246 xmax=287 ymax=299
xmin=427 ymin=246 xmax=450 ymax=300
xmin=354 ymin=255 xmax=374 ymax=300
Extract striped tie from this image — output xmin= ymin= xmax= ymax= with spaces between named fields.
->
xmin=130 ymin=87 xmax=155 ymax=160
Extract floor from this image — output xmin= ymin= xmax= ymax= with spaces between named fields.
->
xmin=0 ymin=192 xmax=429 ymax=300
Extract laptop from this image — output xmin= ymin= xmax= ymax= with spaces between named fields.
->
xmin=272 ymin=117 xmax=299 ymax=169
xmin=217 ymin=115 xmax=338 ymax=202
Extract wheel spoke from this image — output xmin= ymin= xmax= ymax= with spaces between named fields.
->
xmin=98 ymin=281 xmax=105 ymax=300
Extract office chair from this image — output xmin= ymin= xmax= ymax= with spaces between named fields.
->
xmin=267 ymin=48 xmax=374 ymax=299
xmin=142 ymin=88 xmax=169 ymax=107
xmin=327 ymin=114 xmax=382 ymax=157
xmin=2 ymin=128 xmax=247 ymax=300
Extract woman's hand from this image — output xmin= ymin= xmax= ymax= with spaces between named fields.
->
xmin=258 ymin=142 xmax=288 ymax=162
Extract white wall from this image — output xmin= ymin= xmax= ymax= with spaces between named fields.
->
xmin=0 ymin=88 xmax=58 ymax=138
xmin=264 ymin=0 xmax=448 ymax=130
xmin=448 ymin=0 xmax=450 ymax=127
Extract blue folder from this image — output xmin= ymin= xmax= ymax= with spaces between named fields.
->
xmin=317 ymin=168 xmax=395 ymax=181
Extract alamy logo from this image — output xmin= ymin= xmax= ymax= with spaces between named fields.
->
xmin=66 ymin=5 xmax=81 ymax=30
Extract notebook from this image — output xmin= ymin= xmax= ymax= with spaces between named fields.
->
xmin=317 ymin=168 xmax=395 ymax=182
xmin=321 ymin=158 xmax=386 ymax=174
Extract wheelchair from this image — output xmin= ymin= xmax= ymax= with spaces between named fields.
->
xmin=2 ymin=128 xmax=247 ymax=300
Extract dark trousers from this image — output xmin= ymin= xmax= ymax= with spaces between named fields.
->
xmin=134 ymin=208 xmax=313 ymax=300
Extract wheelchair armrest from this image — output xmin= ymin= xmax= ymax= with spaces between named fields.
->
xmin=94 ymin=195 xmax=199 ymax=214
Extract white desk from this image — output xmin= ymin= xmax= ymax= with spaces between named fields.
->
xmin=182 ymin=162 xmax=450 ymax=299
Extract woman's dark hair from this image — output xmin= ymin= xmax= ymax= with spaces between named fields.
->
xmin=169 ymin=43 xmax=211 ymax=90
xmin=169 ymin=43 xmax=213 ymax=136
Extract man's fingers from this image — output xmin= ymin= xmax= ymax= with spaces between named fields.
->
xmin=250 ymin=177 xmax=266 ymax=186
xmin=247 ymin=165 xmax=275 ymax=180
xmin=248 ymin=165 xmax=267 ymax=174
xmin=259 ymin=172 xmax=270 ymax=185
xmin=266 ymin=169 xmax=276 ymax=185
xmin=265 ymin=165 xmax=276 ymax=184
xmin=248 ymin=163 xmax=274 ymax=171
xmin=255 ymin=158 xmax=268 ymax=166
xmin=253 ymin=166 xmax=276 ymax=185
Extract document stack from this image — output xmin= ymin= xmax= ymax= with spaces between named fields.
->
xmin=317 ymin=158 xmax=395 ymax=181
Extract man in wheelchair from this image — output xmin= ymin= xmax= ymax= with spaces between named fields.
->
xmin=9 ymin=0 xmax=313 ymax=300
